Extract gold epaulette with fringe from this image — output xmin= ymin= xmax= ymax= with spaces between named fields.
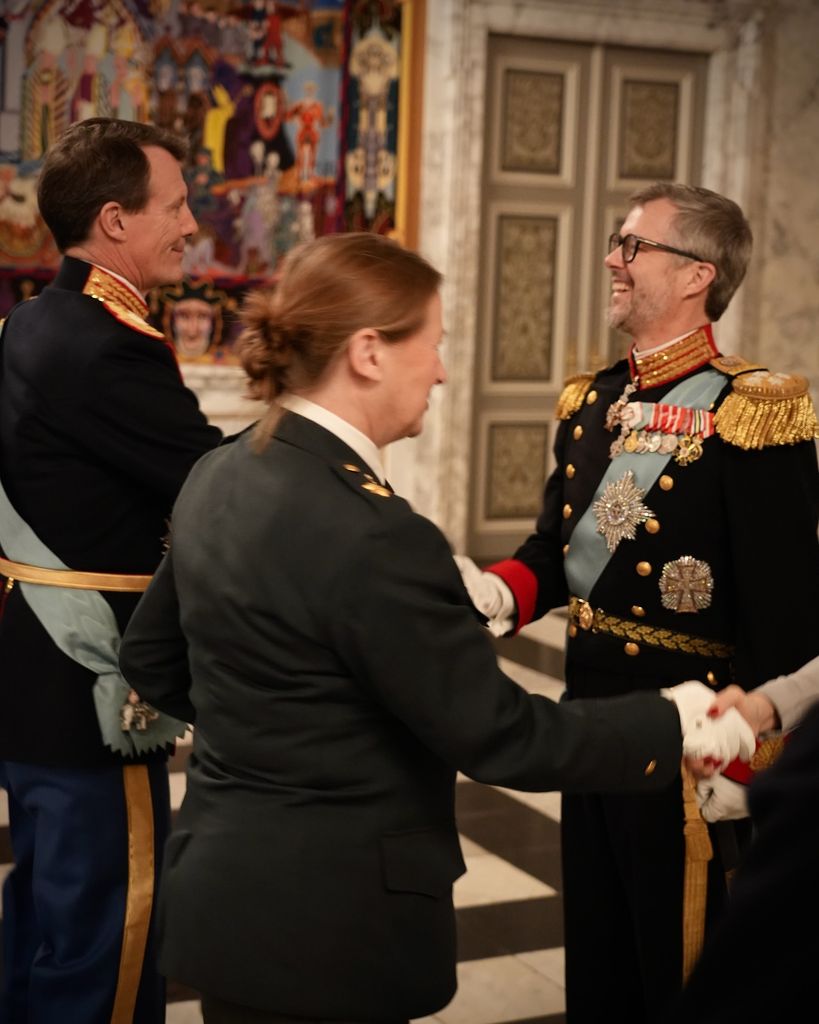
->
xmin=555 ymin=373 xmax=595 ymax=420
xmin=714 ymin=367 xmax=818 ymax=450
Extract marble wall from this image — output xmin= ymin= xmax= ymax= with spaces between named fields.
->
xmin=753 ymin=0 xmax=819 ymax=384
xmin=389 ymin=0 xmax=819 ymax=553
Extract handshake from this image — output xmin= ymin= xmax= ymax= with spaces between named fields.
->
xmin=453 ymin=555 xmax=764 ymax=823
xmin=664 ymin=680 xmax=756 ymax=822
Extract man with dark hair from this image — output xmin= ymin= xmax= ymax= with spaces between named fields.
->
xmin=457 ymin=182 xmax=819 ymax=1022
xmin=0 ymin=118 xmax=221 ymax=1022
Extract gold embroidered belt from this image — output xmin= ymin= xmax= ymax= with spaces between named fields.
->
xmin=567 ymin=596 xmax=734 ymax=659
xmin=0 ymin=556 xmax=152 ymax=593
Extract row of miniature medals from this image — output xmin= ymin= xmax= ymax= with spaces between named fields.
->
xmin=605 ymin=379 xmax=712 ymax=466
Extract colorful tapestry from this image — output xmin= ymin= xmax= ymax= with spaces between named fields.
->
xmin=0 ymin=0 xmax=410 ymax=362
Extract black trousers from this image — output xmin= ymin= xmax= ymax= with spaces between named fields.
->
xmin=200 ymin=993 xmax=408 ymax=1024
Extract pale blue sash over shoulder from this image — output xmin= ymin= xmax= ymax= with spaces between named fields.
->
xmin=0 ymin=475 xmax=187 ymax=756
xmin=564 ymin=369 xmax=726 ymax=600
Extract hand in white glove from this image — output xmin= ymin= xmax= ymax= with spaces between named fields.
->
xmin=697 ymin=774 xmax=750 ymax=822
xmin=681 ymin=706 xmax=756 ymax=765
xmin=663 ymin=680 xmax=756 ymax=766
xmin=452 ymin=555 xmax=515 ymax=637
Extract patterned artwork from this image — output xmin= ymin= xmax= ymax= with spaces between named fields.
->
xmin=618 ymin=79 xmax=678 ymax=180
xmin=485 ymin=422 xmax=550 ymax=520
xmin=0 ymin=0 xmax=414 ymax=361
xmin=501 ymin=69 xmax=563 ymax=175
xmin=492 ymin=214 xmax=556 ymax=381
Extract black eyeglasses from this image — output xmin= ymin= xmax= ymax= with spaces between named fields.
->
xmin=608 ymin=233 xmax=706 ymax=264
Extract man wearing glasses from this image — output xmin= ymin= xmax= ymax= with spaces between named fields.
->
xmin=457 ymin=182 xmax=819 ymax=1022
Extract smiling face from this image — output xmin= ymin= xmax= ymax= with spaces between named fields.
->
xmin=378 ymin=291 xmax=446 ymax=444
xmin=604 ymin=197 xmax=696 ymax=349
xmin=122 ymin=146 xmax=197 ymax=292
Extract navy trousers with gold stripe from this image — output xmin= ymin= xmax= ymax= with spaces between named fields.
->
xmin=0 ymin=758 xmax=170 ymax=1024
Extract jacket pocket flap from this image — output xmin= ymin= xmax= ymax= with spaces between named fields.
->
xmin=380 ymin=826 xmax=466 ymax=898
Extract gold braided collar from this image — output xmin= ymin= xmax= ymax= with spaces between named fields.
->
xmin=631 ymin=325 xmax=720 ymax=390
xmin=83 ymin=267 xmax=148 ymax=316
xmin=82 ymin=267 xmax=166 ymax=341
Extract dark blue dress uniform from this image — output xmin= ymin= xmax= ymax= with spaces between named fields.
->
xmin=0 ymin=257 xmax=221 ymax=1023
xmin=119 ymin=410 xmax=685 ymax=1022
xmin=487 ymin=326 xmax=819 ymax=1023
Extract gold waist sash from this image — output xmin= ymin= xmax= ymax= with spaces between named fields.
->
xmin=0 ymin=555 xmax=152 ymax=593
xmin=568 ymin=596 xmax=734 ymax=659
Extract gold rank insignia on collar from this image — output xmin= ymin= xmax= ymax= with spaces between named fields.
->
xmin=342 ymin=463 xmax=392 ymax=498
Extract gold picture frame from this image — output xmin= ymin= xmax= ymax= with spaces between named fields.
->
xmin=393 ymin=0 xmax=426 ymax=251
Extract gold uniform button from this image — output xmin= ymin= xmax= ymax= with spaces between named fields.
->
xmin=566 ymin=463 xmax=576 ymax=479
xmin=706 ymin=671 xmax=718 ymax=687
xmin=563 ymin=504 xmax=573 ymax=519
xmin=659 ymin=475 xmax=674 ymax=491
xmin=645 ymin=518 xmax=660 ymax=534
xmin=342 ymin=463 xmax=361 ymax=472
xmin=563 ymin=544 xmax=570 ymax=556
xmin=625 ymin=642 xmax=640 ymax=656
xmin=586 ymin=390 xmax=598 ymax=405
xmin=573 ymin=425 xmax=584 ymax=440
xmin=568 ymin=624 xmax=578 ymax=638
xmin=644 ymin=759 xmax=657 ymax=776
xmin=636 ymin=561 xmax=652 ymax=576
xmin=631 ymin=605 xmax=646 ymax=618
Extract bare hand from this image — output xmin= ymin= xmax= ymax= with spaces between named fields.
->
xmin=708 ymin=684 xmax=778 ymax=734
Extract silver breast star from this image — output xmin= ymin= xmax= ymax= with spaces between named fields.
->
xmin=593 ymin=471 xmax=655 ymax=552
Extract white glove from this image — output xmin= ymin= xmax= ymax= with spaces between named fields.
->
xmin=681 ymin=706 xmax=756 ymax=764
xmin=453 ymin=555 xmax=516 ymax=637
xmin=697 ymin=774 xmax=750 ymax=822
xmin=663 ymin=680 xmax=756 ymax=764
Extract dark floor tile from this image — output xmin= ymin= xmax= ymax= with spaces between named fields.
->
xmin=456 ymin=783 xmax=562 ymax=890
xmin=456 ymin=896 xmax=563 ymax=962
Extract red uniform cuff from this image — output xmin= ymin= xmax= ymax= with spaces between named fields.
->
xmin=485 ymin=559 xmax=538 ymax=634
xmin=722 ymin=732 xmax=790 ymax=785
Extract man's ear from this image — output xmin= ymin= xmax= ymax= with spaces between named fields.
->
xmin=346 ymin=327 xmax=383 ymax=382
xmin=97 ymin=201 xmax=127 ymax=242
xmin=683 ymin=260 xmax=717 ymax=300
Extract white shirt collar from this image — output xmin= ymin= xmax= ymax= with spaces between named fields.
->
xmin=277 ymin=394 xmax=387 ymax=484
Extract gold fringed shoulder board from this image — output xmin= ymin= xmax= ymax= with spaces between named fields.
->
xmin=714 ymin=367 xmax=818 ymax=449
xmin=555 ymin=373 xmax=596 ymax=421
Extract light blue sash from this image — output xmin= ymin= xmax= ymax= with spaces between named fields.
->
xmin=0 ymin=475 xmax=187 ymax=756
xmin=564 ymin=369 xmax=726 ymax=599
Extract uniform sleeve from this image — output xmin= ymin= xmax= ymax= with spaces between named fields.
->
xmin=754 ymin=654 xmax=819 ymax=734
xmin=327 ymin=509 xmax=682 ymax=793
xmin=119 ymin=546 xmax=197 ymax=724
xmin=80 ymin=333 xmax=222 ymax=504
